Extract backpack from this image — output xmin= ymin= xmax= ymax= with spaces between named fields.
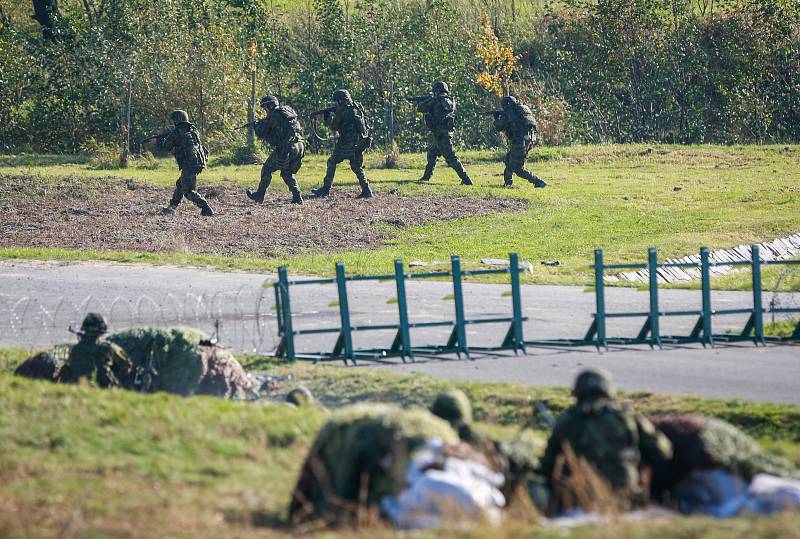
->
xmin=274 ymin=106 xmax=302 ymax=142
xmin=179 ymin=123 xmax=208 ymax=172
xmin=353 ymin=101 xmax=373 ymax=150
xmin=511 ymin=103 xmax=537 ymax=138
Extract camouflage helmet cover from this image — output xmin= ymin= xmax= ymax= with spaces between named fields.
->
xmin=432 ymin=81 xmax=449 ymax=94
xmin=430 ymin=388 xmax=472 ymax=426
xmin=331 ymin=89 xmax=352 ymax=103
xmin=573 ymin=368 xmax=615 ymax=400
xmin=501 ymin=96 xmax=518 ymax=109
xmin=170 ymin=109 xmax=189 ymax=124
xmin=81 ymin=312 xmax=108 ymax=336
xmin=260 ymin=95 xmax=279 ymax=109
xmin=286 ymin=386 xmax=315 ymax=406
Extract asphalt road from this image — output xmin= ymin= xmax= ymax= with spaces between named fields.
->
xmin=1 ymin=260 xmax=797 ymax=403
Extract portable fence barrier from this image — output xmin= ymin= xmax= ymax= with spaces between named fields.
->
xmin=273 ymin=246 xmax=800 ymax=363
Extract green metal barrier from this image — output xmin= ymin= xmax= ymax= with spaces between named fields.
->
xmin=274 ymin=253 xmax=528 ymax=363
xmin=274 ymin=246 xmax=800 ymax=361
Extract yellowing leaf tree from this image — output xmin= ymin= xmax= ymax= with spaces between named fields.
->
xmin=474 ymin=14 xmax=520 ymax=97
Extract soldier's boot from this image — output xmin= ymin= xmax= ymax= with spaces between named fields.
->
xmin=457 ymin=170 xmax=474 ymax=186
xmin=290 ymin=189 xmax=303 ymax=204
xmin=161 ymin=204 xmax=177 ymax=215
xmin=246 ymin=189 xmax=265 ymax=203
xmin=356 ymin=182 xmax=373 ymax=199
xmin=200 ymin=204 xmax=215 ymax=217
xmin=311 ymin=183 xmax=331 ymax=197
xmin=519 ymin=169 xmax=547 ymax=188
xmin=503 ymin=170 xmax=514 ymax=188
xmin=418 ymin=161 xmax=436 ymax=183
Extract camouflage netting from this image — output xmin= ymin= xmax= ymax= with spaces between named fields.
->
xmin=14 ymin=328 xmax=251 ymax=399
xmin=108 ymin=327 xmax=252 ymax=398
xmin=289 ymin=403 xmax=459 ymax=524
xmin=649 ymin=414 xmax=799 ymax=498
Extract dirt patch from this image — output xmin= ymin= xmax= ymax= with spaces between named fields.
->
xmin=1 ymin=175 xmax=527 ymax=257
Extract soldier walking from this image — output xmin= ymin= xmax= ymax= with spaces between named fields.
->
xmin=312 ymin=89 xmax=374 ymax=198
xmin=144 ymin=110 xmax=214 ymax=216
xmin=246 ymin=95 xmax=306 ymax=205
xmin=492 ymin=96 xmax=547 ymax=188
xmin=410 ymin=81 xmax=474 ymax=185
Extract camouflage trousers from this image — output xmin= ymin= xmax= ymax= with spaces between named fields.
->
xmin=421 ymin=130 xmax=471 ymax=182
xmin=503 ymin=135 xmax=539 ymax=185
xmin=254 ymin=140 xmax=305 ymax=197
xmin=322 ymin=142 xmax=369 ymax=189
xmin=169 ymin=168 xmax=210 ymax=209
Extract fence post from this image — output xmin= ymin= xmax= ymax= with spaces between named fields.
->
xmin=509 ymin=253 xmax=526 ymax=354
xmin=700 ymin=247 xmax=713 ymax=347
xmin=335 ymin=262 xmax=355 ymax=364
xmin=394 ymin=259 xmax=412 ymax=360
xmin=751 ymin=244 xmax=765 ymax=345
xmin=278 ymin=266 xmax=295 ymax=361
xmin=647 ymin=248 xmax=662 ymax=349
xmin=274 ymin=279 xmax=284 ymax=337
xmin=451 ymin=256 xmax=469 ymax=358
xmin=594 ymin=249 xmax=608 ymax=350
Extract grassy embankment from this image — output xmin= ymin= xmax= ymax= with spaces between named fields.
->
xmin=1 ymin=145 xmax=798 ymax=290
xmin=1 ymin=349 xmax=799 ymax=538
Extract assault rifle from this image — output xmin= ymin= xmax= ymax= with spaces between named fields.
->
xmin=140 ymin=131 xmax=169 ymax=146
xmin=483 ymin=109 xmax=503 ymax=118
xmin=306 ymin=105 xmax=336 ymax=118
xmin=406 ymin=95 xmax=432 ymax=104
xmin=234 ymin=121 xmax=256 ymax=131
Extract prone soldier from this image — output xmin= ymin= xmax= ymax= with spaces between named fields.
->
xmin=311 ymin=89 xmax=374 ymax=199
xmin=58 ymin=313 xmax=133 ymax=388
xmin=489 ymin=96 xmax=547 ymax=188
xmin=143 ymin=110 xmax=214 ymax=216
xmin=245 ymin=95 xmax=306 ymax=205
xmin=409 ymin=81 xmax=474 ymax=186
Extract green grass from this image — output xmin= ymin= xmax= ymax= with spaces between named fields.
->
xmin=1 ymin=348 xmax=799 ymax=538
xmin=1 ymin=144 xmax=799 ymax=288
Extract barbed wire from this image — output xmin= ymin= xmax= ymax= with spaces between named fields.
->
xmin=0 ymin=287 xmax=280 ymax=354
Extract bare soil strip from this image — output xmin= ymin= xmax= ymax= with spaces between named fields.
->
xmin=1 ymin=175 xmax=526 ymax=257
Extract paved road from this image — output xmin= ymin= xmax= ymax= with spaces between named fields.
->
xmin=1 ymin=260 xmax=797 ymax=403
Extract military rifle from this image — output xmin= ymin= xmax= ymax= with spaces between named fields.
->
xmin=406 ymin=95 xmax=432 ymax=104
xmin=234 ymin=121 xmax=256 ymax=131
xmin=140 ymin=131 xmax=169 ymax=146
xmin=306 ymin=106 xmax=336 ymax=118
xmin=483 ymin=110 xmax=503 ymax=118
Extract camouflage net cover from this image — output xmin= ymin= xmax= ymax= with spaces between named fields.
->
xmin=649 ymin=414 xmax=799 ymax=497
xmin=14 ymin=328 xmax=251 ymax=399
xmin=289 ymin=403 xmax=458 ymax=524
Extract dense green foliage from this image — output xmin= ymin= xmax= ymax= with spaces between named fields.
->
xmin=0 ymin=0 xmax=798 ymax=155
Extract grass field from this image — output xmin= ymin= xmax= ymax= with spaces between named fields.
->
xmin=1 ymin=349 xmax=799 ymax=538
xmin=1 ymin=145 xmax=799 ymax=289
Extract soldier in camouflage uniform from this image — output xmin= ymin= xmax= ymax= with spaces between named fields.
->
xmin=493 ymin=96 xmax=547 ymax=188
xmin=246 ymin=95 xmax=305 ymax=205
xmin=413 ymin=81 xmax=474 ymax=185
xmin=145 ymin=110 xmax=214 ymax=216
xmin=58 ymin=313 xmax=133 ymax=388
xmin=312 ymin=89 xmax=374 ymax=198
xmin=539 ymin=368 xmax=672 ymax=510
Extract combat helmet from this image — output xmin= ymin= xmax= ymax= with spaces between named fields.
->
xmin=286 ymin=386 xmax=315 ymax=406
xmin=573 ymin=368 xmax=615 ymax=401
xmin=260 ymin=95 xmax=279 ymax=109
xmin=431 ymin=81 xmax=449 ymax=95
xmin=431 ymin=388 xmax=473 ymax=426
xmin=501 ymin=96 xmax=518 ymax=109
xmin=80 ymin=312 xmax=108 ymax=337
xmin=170 ymin=109 xmax=189 ymax=124
xmin=331 ymin=89 xmax=352 ymax=104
